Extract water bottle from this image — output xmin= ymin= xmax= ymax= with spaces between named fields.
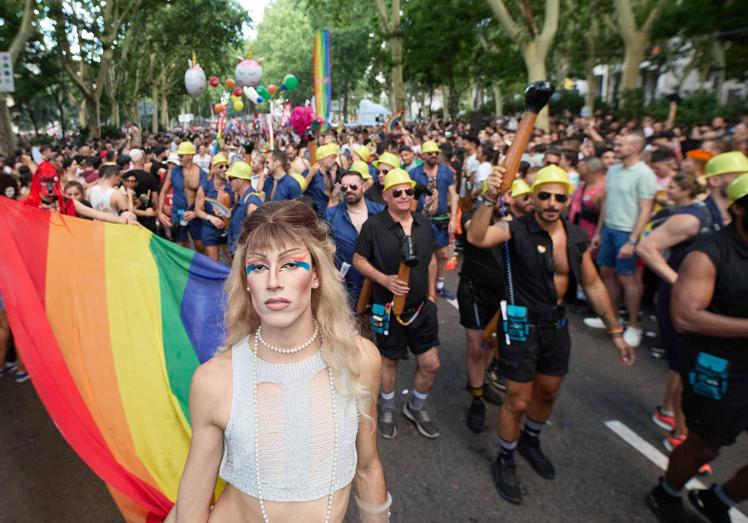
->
xmin=177 ymin=209 xmax=187 ymax=226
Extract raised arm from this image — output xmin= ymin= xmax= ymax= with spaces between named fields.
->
xmin=465 ymin=167 xmax=510 ymax=248
xmin=636 ymin=214 xmax=700 ymax=285
xmin=158 ymin=169 xmax=174 ymax=228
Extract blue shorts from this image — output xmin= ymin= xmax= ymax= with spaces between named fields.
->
xmin=201 ymin=222 xmax=228 ymax=247
xmin=430 ymin=222 xmax=450 ymax=249
xmin=172 ymin=216 xmax=203 ymax=243
xmin=596 ymin=225 xmax=637 ymax=275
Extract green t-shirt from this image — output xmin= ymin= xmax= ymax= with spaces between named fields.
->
xmin=603 ymin=161 xmax=657 ymax=232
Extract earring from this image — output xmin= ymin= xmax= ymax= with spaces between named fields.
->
xmin=246 ymin=287 xmax=251 ymax=292
xmin=313 ymin=282 xmax=319 ymax=289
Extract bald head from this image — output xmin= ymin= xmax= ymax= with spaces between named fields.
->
xmin=130 ymin=148 xmax=144 ymax=165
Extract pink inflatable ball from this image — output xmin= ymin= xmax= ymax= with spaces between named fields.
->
xmin=235 ymin=59 xmax=263 ymax=87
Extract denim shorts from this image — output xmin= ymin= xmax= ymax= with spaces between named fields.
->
xmin=596 ymin=225 xmax=637 ymax=275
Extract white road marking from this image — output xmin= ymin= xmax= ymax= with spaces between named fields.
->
xmin=605 ymin=420 xmax=748 ymax=522
xmin=446 ymin=298 xmax=459 ymax=310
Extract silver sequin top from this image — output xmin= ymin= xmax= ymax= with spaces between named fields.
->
xmin=219 ymin=337 xmax=359 ymax=501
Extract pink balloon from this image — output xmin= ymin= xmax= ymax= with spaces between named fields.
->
xmin=289 ymin=106 xmax=317 ymax=135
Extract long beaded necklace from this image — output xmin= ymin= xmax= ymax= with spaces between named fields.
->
xmin=257 ymin=320 xmax=319 ymax=354
xmin=251 ymin=329 xmax=338 ymax=523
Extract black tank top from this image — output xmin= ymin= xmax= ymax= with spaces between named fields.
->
xmin=459 ymin=209 xmax=505 ymax=293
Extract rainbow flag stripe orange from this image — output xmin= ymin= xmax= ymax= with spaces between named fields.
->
xmin=0 ymin=198 xmax=229 ymax=521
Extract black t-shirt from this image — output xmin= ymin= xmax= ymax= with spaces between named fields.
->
xmin=507 ymin=214 xmax=589 ymax=320
xmin=685 ymin=223 xmax=748 ymax=370
xmin=150 ymin=160 xmax=165 ymax=181
xmin=129 ymin=169 xmax=160 ymax=231
xmin=356 ymin=210 xmax=435 ymax=307
xmin=364 ymin=183 xmax=386 ymax=205
xmin=460 ymin=209 xmax=504 ymax=292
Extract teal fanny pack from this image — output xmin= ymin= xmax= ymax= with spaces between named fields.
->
xmin=689 ymin=352 xmax=729 ymax=400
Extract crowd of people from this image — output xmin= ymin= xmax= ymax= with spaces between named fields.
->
xmin=1 ymin=105 xmax=747 ymax=523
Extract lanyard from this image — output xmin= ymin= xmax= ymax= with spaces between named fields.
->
xmin=498 ymin=196 xmax=515 ymax=305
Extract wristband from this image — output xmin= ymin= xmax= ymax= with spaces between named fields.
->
xmin=481 ymin=196 xmax=497 ymax=207
xmin=606 ymin=327 xmax=624 ymax=337
xmin=626 ymin=239 xmax=638 ymax=246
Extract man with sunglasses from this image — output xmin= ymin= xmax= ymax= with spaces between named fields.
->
xmin=409 ymin=140 xmax=459 ymax=299
xmin=194 ymin=153 xmax=233 ymax=261
xmin=469 ymin=165 xmax=633 ymax=506
xmin=125 ymin=148 xmax=160 ymax=232
xmin=326 ymin=170 xmax=384 ymax=308
xmin=354 ymin=169 xmax=440 ymax=440
xmin=365 ymin=151 xmax=400 ymax=205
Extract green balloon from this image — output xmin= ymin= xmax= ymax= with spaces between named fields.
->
xmin=283 ymin=74 xmax=298 ymax=90
xmin=257 ymin=85 xmax=271 ymax=99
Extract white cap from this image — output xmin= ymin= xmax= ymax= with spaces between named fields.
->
xmin=166 ymin=152 xmax=180 ymax=165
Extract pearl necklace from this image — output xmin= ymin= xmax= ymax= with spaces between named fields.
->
xmin=251 ymin=331 xmax=338 ymax=523
xmin=257 ymin=320 xmax=319 ymax=354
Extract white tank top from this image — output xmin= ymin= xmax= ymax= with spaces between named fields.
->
xmin=90 ymin=185 xmax=116 ymax=214
xmin=219 ymin=337 xmax=359 ymax=501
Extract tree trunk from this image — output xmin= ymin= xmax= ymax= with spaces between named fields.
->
xmin=492 ymin=83 xmax=504 ymax=116
xmin=85 ymin=96 xmax=100 ymax=138
xmin=111 ymin=98 xmax=121 ymax=128
xmin=711 ymin=39 xmax=726 ymax=104
xmin=78 ymin=99 xmax=87 ymax=129
xmin=160 ymin=80 xmax=169 ymax=130
xmin=391 ymin=36 xmax=404 ymax=113
xmin=151 ymin=83 xmax=159 ymax=132
xmin=522 ymin=43 xmax=550 ymax=130
xmin=0 ymin=96 xmax=16 ymax=155
xmin=584 ymin=18 xmax=598 ymax=114
xmin=621 ymin=40 xmax=646 ymax=92
xmin=27 ymin=107 xmax=39 ymax=136
xmin=441 ymin=85 xmax=449 ymax=121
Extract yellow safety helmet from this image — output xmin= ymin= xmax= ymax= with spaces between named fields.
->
xmin=727 ymin=174 xmax=748 ymax=205
xmin=421 ymin=140 xmax=440 ymax=155
xmin=226 ymin=161 xmax=253 ymax=181
xmin=511 ymin=178 xmax=532 ymax=198
xmin=531 ymin=165 xmax=574 ymax=194
xmin=349 ymin=160 xmax=372 ymax=181
xmin=211 ymin=152 xmax=229 ymax=167
xmin=315 ymin=143 xmax=338 ymax=161
xmin=383 ymin=168 xmax=416 ymax=192
xmin=176 ymin=141 xmax=196 ymax=156
xmin=373 ymin=151 xmax=400 ymax=169
xmin=290 ymin=172 xmax=308 ymax=192
xmin=353 ymin=145 xmax=370 ymax=163
xmin=705 ymin=151 xmax=748 ymax=178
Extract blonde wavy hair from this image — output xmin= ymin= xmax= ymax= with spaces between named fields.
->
xmin=222 ymin=200 xmax=371 ymax=410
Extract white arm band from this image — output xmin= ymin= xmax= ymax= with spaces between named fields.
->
xmin=355 ymin=491 xmax=392 ymax=522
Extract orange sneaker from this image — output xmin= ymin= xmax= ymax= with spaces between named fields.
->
xmin=663 ymin=433 xmax=686 ymax=453
xmin=652 ymin=406 xmax=676 ymax=431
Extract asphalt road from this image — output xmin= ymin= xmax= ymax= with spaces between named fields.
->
xmin=2 ymin=270 xmax=747 ymax=523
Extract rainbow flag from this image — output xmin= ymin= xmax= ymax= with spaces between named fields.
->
xmin=313 ymin=29 xmax=331 ymax=131
xmin=0 ymin=198 xmax=229 ymax=521
xmin=385 ymin=111 xmax=402 ymax=135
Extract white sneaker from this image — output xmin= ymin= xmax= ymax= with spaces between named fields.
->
xmin=582 ymin=317 xmax=606 ymax=329
xmin=623 ymin=326 xmax=643 ymax=347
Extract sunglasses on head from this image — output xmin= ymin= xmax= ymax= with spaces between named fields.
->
xmin=392 ymin=187 xmax=415 ymax=198
xmin=340 ymin=183 xmax=359 ymax=192
xmin=537 ymin=191 xmax=568 ymax=203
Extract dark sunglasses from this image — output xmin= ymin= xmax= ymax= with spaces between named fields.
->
xmin=537 ymin=191 xmax=568 ymax=203
xmin=424 ymin=152 xmax=439 ymax=156
xmin=544 ymin=160 xmax=559 ymax=166
xmin=217 ymin=164 xmax=228 ymax=170
xmin=392 ymin=187 xmax=415 ymax=198
xmin=340 ymin=183 xmax=359 ymax=192
xmin=378 ymin=168 xmax=391 ymax=175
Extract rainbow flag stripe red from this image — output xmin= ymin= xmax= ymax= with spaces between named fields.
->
xmin=0 ymin=198 xmax=229 ymax=521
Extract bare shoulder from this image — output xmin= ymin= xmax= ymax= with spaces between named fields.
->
xmin=190 ymin=349 xmax=233 ymax=401
xmin=355 ymin=336 xmax=382 ymax=387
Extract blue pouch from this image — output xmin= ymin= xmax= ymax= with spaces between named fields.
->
xmin=503 ymin=304 xmax=530 ymax=343
xmin=688 ymin=352 xmax=729 ymax=400
xmin=370 ymin=303 xmax=391 ymax=336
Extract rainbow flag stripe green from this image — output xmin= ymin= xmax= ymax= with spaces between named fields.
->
xmin=313 ymin=29 xmax=331 ymax=131
xmin=0 ymin=198 xmax=229 ymax=521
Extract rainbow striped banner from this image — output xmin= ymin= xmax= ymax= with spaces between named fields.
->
xmin=385 ymin=111 xmax=402 ymax=135
xmin=0 ymin=198 xmax=229 ymax=521
xmin=313 ymin=29 xmax=331 ymax=131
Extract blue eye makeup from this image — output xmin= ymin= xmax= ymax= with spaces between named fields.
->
xmin=286 ymin=259 xmax=311 ymax=271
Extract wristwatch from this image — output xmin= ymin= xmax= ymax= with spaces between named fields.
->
xmin=480 ymin=196 xmax=497 ymax=207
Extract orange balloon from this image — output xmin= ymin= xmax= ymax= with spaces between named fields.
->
xmin=267 ymin=84 xmax=278 ymax=95
xmin=225 ymin=78 xmax=235 ymax=89
xmin=214 ymin=103 xmax=225 ymax=113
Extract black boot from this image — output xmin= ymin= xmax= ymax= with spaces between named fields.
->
xmin=646 ymin=479 xmax=689 ymax=522
xmin=689 ymin=485 xmax=731 ymax=523
xmin=467 ymin=397 xmax=486 ymax=433
xmin=492 ymin=453 xmax=522 ymax=505
xmin=518 ymin=431 xmax=555 ymax=479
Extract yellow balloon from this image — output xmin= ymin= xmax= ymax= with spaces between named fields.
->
xmin=233 ymin=100 xmax=244 ymax=111
xmin=231 ymin=95 xmax=240 ymax=102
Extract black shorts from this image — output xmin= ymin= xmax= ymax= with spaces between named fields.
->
xmin=656 ymin=283 xmax=685 ymax=371
xmin=498 ymin=322 xmax=571 ymax=383
xmin=374 ymin=300 xmax=439 ymax=360
xmin=681 ymin=354 xmax=748 ymax=447
xmin=457 ymin=279 xmax=502 ymax=331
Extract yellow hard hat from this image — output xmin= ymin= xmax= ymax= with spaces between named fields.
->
xmin=383 ymin=168 xmax=416 ymax=192
xmin=353 ymin=145 xmax=370 ymax=163
xmin=531 ymin=165 xmax=574 ymax=194
xmin=373 ymin=151 xmax=400 ymax=169
xmin=176 ymin=141 xmax=196 ymax=156
xmin=226 ymin=161 xmax=253 ymax=181
xmin=511 ymin=178 xmax=532 ymax=197
xmin=727 ymin=174 xmax=748 ymax=205
xmin=290 ymin=172 xmax=308 ymax=192
xmin=211 ymin=152 xmax=228 ymax=166
xmin=316 ymin=143 xmax=338 ymax=161
xmin=421 ymin=140 xmax=440 ymax=154
xmin=349 ymin=160 xmax=372 ymax=181
xmin=705 ymin=151 xmax=748 ymax=178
